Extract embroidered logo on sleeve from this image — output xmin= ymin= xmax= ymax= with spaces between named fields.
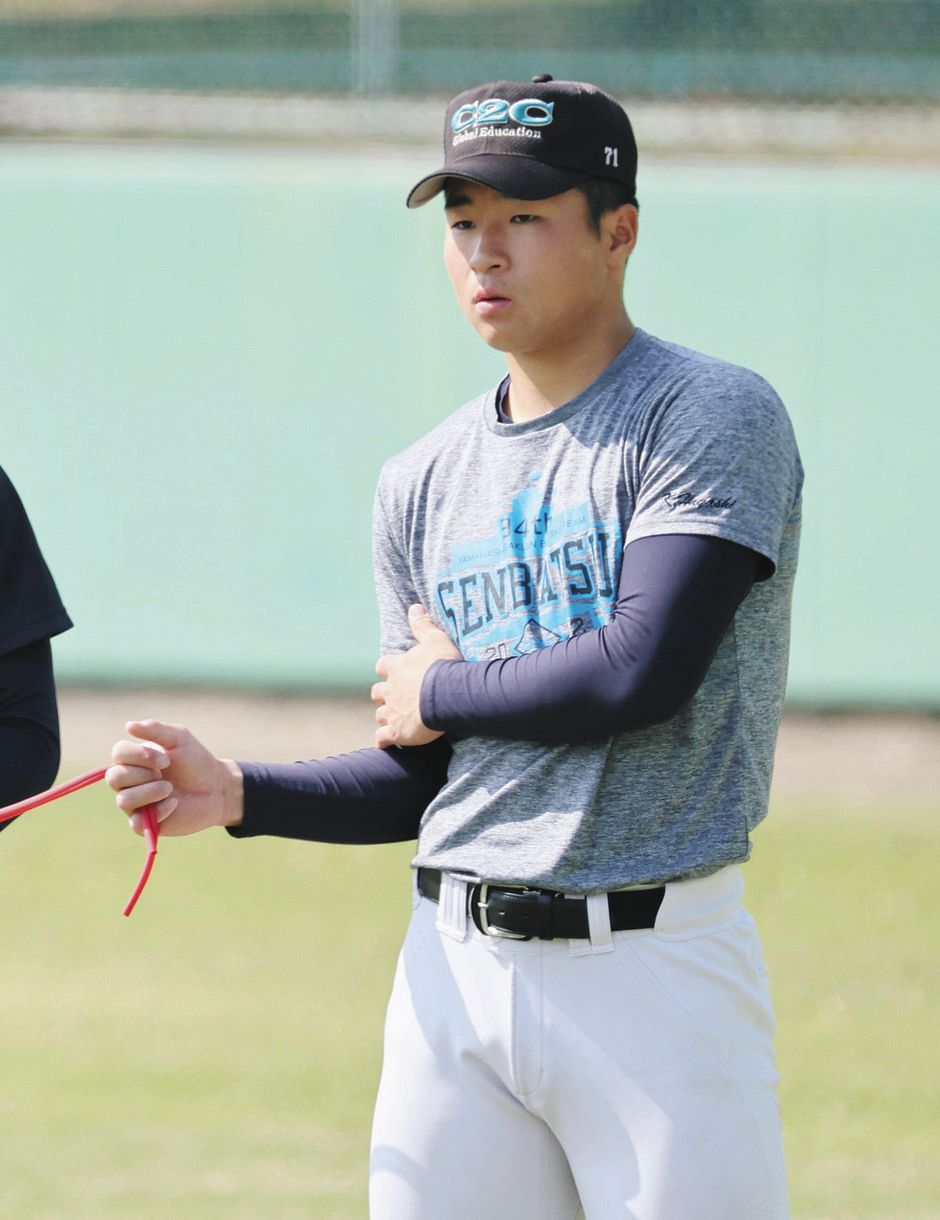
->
xmin=663 ymin=492 xmax=737 ymax=510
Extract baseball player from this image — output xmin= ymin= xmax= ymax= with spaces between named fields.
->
xmin=0 ymin=464 xmax=72 ymax=824
xmin=107 ymin=76 xmax=802 ymax=1218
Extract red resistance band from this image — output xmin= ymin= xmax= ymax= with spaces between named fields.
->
xmin=0 ymin=768 xmax=159 ymax=916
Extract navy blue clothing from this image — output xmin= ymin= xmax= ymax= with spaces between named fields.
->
xmin=232 ymin=738 xmax=452 ymax=844
xmin=0 ymin=639 xmax=63 ymax=810
xmin=421 ymin=534 xmax=759 ymax=745
xmin=0 ymin=466 xmax=72 ymax=824
xmin=231 ymin=533 xmax=758 ymax=844
xmin=0 ymin=468 xmax=73 ymax=656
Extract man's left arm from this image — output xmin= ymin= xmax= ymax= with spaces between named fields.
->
xmin=373 ymin=532 xmax=760 ymax=747
xmin=374 ymin=366 xmax=802 ymax=748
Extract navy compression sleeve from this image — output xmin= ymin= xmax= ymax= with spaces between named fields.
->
xmin=0 ymin=638 xmax=62 ymax=831
xmin=228 ymin=736 xmax=452 ymax=843
xmin=420 ymin=534 xmax=762 ymax=745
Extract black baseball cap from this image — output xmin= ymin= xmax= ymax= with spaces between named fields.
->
xmin=407 ymin=74 xmax=637 ymax=209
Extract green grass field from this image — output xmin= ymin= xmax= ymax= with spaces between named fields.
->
xmin=0 ymin=787 xmax=936 ymax=1218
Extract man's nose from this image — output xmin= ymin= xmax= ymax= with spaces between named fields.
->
xmin=468 ymin=223 xmax=508 ymax=273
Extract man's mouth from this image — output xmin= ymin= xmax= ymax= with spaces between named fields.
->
xmin=473 ymin=289 xmax=512 ymax=316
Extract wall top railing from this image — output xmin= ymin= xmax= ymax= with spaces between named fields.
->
xmin=1 ymin=1 xmax=938 ymax=104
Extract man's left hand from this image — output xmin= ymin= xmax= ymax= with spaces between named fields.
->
xmin=372 ymin=604 xmax=461 ymax=748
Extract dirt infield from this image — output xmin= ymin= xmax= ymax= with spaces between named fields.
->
xmin=58 ymin=687 xmax=940 ymax=805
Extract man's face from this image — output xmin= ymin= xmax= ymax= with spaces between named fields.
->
xmin=442 ymin=181 xmax=620 ymax=360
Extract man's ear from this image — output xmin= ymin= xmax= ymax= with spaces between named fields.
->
xmin=605 ymin=203 xmax=639 ymax=267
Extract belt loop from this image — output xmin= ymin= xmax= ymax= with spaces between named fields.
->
xmin=435 ymin=873 xmax=469 ymax=942
xmin=587 ymin=892 xmax=614 ymax=952
xmin=569 ymin=892 xmax=615 ymax=957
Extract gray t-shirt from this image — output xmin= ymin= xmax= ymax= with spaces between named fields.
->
xmin=373 ymin=329 xmax=803 ymax=891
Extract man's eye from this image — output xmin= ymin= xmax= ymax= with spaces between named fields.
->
xmin=511 ymin=214 xmax=538 ymax=224
xmin=450 ymin=219 xmax=474 ymax=231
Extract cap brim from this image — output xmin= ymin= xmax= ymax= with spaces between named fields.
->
xmin=406 ymin=155 xmax=591 ymax=208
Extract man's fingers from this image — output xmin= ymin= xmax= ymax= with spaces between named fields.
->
xmin=152 ymin=795 xmax=179 ymax=823
xmin=375 ymin=725 xmax=396 ymax=749
xmin=407 ymin=603 xmax=438 ymax=641
xmin=110 ymin=738 xmax=170 ymax=770
xmin=370 ymin=680 xmax=388 ymax=706
xmin=128 ymin=794 xmax=178 ymax=836
xmin=106 ymin=762 xmax=163 ymax=792
xmin=375 ymin=655 xmax=392 ymax=679
xmin=113 ymin=777 xmax=173 ymax=815
xmin=125 ymin=719 xmax=190 ymax=751
xmin=374 ymin=723 xmax=442 ymax=749
xmin=407 ymin=603 xmax=460 ymax=657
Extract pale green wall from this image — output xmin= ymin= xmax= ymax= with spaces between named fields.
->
xmin=1 ymin=143 xmax=937 ymax=704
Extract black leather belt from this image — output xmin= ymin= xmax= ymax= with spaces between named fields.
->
xmin=416 ymin=867 xmax=665 ymax=941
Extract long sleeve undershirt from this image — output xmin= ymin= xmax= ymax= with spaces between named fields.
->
xmin=231 ymin=532 xmax=761 ymax=844
xmin=421 ymin=533 xmax=762 ymax=745
xmin=232 ymin=736 xmax=452 ymax=843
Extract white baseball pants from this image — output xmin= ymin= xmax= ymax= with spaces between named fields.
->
xmin=369 ymin=865 xmax=789 ymax=1219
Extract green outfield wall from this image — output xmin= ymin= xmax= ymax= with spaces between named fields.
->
xmin=1 ymin=143 xmax=937 ymax=706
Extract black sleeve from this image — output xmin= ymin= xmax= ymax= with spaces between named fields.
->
xmin=420 ymin=533 xmax=761 ymax=745
xmin=0 ymin=466 xmax=73 ymax=655
xmin=227 ymin=736 xmax=452 ymax=844
xmin=0 ymin=638 xmax=62 ymax=830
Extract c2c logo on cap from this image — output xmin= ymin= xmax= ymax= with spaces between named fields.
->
xmin=451 ymin=97 xmax=555 ymax=133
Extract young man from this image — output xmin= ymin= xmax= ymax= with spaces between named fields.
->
xmin=0 ymin=464 xmax=72 ymax=823
xmin=107 ymin=77 xmax=801 ymax=1218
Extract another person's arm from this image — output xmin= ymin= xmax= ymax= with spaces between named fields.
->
xmin=0 ymin=639 xmax=62 ymax=829
xmin=0 ymin=465 xmax=73 ymax=825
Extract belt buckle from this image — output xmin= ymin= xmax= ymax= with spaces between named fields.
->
xmin=475 ymin=883 xmax=532 ymax=940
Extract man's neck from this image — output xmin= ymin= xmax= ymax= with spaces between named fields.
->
xmin=503 ymin=315 xmax=637 ymax=423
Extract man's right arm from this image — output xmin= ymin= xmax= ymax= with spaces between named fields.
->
xmin=232 ymin=739 xmax=451 ymax=843
xmin=106 ymin=719 xmax=450 ymax=845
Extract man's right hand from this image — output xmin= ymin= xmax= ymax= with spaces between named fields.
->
xmin=106 ymin=719 xmax=244 ymax=837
